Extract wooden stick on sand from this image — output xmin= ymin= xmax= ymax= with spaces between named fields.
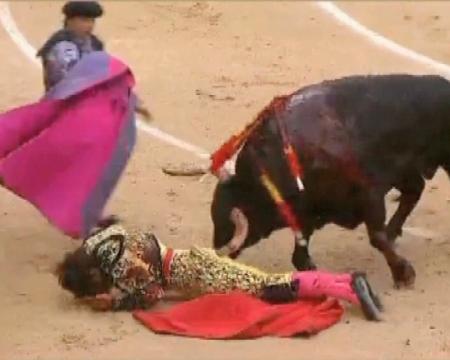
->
xmin=161 ymin=162 xmax=209 ymax=176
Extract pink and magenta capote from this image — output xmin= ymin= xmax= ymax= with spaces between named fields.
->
xmin=0 ymin=52 xmax=137 ymax=238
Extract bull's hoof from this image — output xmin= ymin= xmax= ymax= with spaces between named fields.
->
xmin=392 ymin=259 xmax=416 ymax=288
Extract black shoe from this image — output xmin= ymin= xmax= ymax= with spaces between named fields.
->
xmin=86 ymin=215 xmax=121 ymax=238
xmin=97 ymin=215 xmax=121 ymax=229
xmin=353 ymin=272 xmax=383 ymax=311
xmin=351 ymin=272 xmax=383 ymax=321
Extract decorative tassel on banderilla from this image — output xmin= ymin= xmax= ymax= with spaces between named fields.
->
xmin=210 ymin=94 xmax=307 ymax=243
xmin=248 ymin=144 xmax=304 ymax=241
xmin=210 ymin=95 xmax=305 ymax=191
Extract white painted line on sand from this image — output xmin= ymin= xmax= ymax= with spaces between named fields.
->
xmin=403 ymin=226 xmax=438 ymax=239
xmin=317 ymin=1 xmax=450 ymax=79
xmin=0 ymin=1 xmax=210 ymax=159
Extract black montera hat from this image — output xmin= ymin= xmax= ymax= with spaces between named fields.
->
xmin=62 ymin=1 xmax=104 ymax=19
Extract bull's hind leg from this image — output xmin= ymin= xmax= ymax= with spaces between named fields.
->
xmin=363 ymin=189 xmax=416 ymax=288
xmin=386 ymin=173 xmax=425 ymax=243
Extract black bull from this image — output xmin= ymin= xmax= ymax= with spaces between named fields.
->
xmin=211 ymin=74 xmax=450 ymax=288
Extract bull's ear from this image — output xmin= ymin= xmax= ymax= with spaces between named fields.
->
xmin=218 ymin=174 xmax=235 ymax=185
xmin=217 ymin=160 xmax=236 ymax=183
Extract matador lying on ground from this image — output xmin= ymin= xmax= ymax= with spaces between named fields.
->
xmin=57 ymin=223 xmax=383 ymax=321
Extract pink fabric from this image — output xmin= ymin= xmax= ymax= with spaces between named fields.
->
xmin=293 ymin=271 xmax=359 ymax=304
xmin=0 ymin=100 xmax=59 ymax=159
xmin=0 ymin=76 xmax=132 ymax=237
xmin=110 ymin=57 xmax=131 ymax=77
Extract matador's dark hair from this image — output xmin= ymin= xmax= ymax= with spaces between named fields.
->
xmin=62 ymin=1 xmax=104 ymax=19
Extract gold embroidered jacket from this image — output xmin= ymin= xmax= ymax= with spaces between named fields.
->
xmin=84 ymin=225 xmax=292 ymax=310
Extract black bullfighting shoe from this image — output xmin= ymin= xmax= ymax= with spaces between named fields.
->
xmin=351 ymin=272 xmax=383 ymax=321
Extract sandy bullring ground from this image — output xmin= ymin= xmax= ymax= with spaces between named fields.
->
xmin=0 ymin=1 xmax=450 ymax=359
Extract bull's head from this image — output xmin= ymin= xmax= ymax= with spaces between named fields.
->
xmin=211 ymin=174 xmax=277 ymax=258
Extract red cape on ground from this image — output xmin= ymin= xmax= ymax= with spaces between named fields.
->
xmin=133 ymin=292 xmax=344 ymax=339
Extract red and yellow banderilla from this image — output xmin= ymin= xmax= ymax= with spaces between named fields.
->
xmin=249 ymin=145 xmax=304 ymax=241
xmin=209 ymin=93 xmax=306 ymax=242
xmin=209 ymin=95 xmax=291 ymax=176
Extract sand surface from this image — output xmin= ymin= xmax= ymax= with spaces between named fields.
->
xmin=1 ymin=2 xmax=449 ymax=359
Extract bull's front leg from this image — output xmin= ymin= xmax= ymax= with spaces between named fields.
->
xmin=292 ymin=228 xmax=317 ymax=270
xmin=363 ymin=189 xmax=416 ymax=287
xmin=386 ymin=173 xmax=425 ymax=243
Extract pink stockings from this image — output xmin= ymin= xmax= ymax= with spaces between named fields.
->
xmin=292 ymin=271 xmax=359 ymax=304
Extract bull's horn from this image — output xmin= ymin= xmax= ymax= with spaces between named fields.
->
xmin=228 ymin=207 xmax=248 ymax=252
xmin=215 ymin=246 xmax=231 ymax=257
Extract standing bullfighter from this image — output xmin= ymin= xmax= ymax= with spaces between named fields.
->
xmin=36 ymin=0 xmax=150 ymax=118
xmin=37 ymin=0 xmax=104 ymax=92
xmin=0 ymin=1 xmax=157 ymax=238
